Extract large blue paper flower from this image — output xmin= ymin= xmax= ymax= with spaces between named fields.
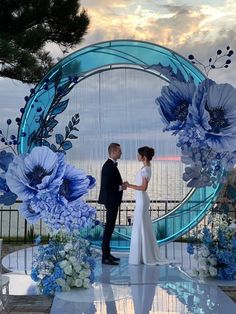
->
xmin=189 ymin=79 xmax=236 ymax=152
xmin=58 ymin=164 xmax=96 ymax=204
xmin=155 ymin=81 xmax=196 ymax=132
xmin=6 ymin=146 xmax=65 ymax=201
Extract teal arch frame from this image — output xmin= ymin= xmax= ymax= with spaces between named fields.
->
xmin=18 ymin=40 xmax=222 ymax=249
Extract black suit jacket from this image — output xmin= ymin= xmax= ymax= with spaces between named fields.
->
xmin=98 ymin=159 xmax=123 ymax=209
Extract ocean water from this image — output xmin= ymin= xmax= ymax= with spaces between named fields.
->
xmin=0 ymin=160 xmax=191 ymax=236
xmin=79 ymin=159 xmax=191 ymax=202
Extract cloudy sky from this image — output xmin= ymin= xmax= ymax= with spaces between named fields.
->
xmin=80 ymin=0 xmax=236 ymax=83
xmin=0 ymin=0 xmax=236 ymax=159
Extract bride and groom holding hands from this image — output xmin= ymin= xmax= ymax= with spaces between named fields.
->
xmin=98 ymin=143 xmax=168 ymax=266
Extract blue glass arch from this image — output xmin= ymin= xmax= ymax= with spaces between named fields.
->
xmin=18 ymin=40 xmax=221 ymax=249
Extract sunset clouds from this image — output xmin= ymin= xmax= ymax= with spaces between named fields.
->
xmin=81 ymin=0 xmax=236 ymax=51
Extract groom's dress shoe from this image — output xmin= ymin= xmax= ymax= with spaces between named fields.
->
xmin=102 ymin=258 xmax=119 ymax=265
xmin=109 ymin=254 xmax=120 ymax=261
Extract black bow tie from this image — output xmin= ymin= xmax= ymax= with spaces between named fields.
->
xmin=114 ymin=161 xmax=118 ymax=166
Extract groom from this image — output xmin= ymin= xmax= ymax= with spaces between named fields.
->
xmin=98 ymin=143 xmax=126 ymax=265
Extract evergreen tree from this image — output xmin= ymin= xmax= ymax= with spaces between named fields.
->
xmin=0 ymin=0 xmax=90 ymax=83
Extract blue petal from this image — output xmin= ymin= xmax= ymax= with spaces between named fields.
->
xmin=0 ymin=150 xmax=14 ymax=172
xmin=24 ymin=146 xmax=58 ymax=173
xmin=0 ymin=191 xmax=17 ymax=205
xmin=19 ymin=201 xmax=41 ymax=224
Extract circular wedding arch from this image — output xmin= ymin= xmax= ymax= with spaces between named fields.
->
xmin=18 ymin=40 xmax=221 ymax=249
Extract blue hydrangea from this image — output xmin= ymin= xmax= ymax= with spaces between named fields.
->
xmin=30 ymin=193 xmax=96 ymax=233
xmin=202 ymin=227 xmax=213 ymax=245
xmin=232 ymin=237 xmax=236 ymax=249
xmin=187 ymin=243 xmax=194 ymax=255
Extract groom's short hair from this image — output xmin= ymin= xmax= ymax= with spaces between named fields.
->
xmin=108 ymin=143 xmax=120 ymax=154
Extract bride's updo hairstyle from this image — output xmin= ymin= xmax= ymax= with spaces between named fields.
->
xmin=138 ymin=146 xmax=155 ymax=161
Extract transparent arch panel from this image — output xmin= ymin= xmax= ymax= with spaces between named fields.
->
xmin=18 ymin=40 xmax=221 ymax=249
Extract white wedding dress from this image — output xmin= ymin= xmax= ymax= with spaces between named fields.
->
xmin=129 ymin=166 xmax=168 ymax=265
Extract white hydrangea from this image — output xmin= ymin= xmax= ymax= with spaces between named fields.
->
xmin=209 ymin=266 xmax=217 ymax=277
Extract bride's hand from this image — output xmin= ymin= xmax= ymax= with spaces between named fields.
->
xmin=123 ymin=181 xmax=129 ymax=189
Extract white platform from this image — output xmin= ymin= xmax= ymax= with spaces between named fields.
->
xmin=2 ymin=244 xmax=236 ymax=314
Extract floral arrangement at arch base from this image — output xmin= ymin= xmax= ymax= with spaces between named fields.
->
xmin=5 ymin=145 xmax=98 ymax=295
xmin=187 ymin=212 xmax=236 ymax=280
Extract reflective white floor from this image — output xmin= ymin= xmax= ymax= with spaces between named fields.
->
xmin=2 ymin=245 xmax=236 ymax=314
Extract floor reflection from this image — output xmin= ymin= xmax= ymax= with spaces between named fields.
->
xmin=2 ymin=247 xmax=236 ymax=313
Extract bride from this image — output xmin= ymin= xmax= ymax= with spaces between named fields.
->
xmin=126 ymin=146 xmax=168 ymax=265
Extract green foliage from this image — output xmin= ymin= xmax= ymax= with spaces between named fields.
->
xmin=0 ymin=0 xmax=89 ymax=83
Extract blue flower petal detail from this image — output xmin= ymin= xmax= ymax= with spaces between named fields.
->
xmin=156 ymin=81 xmax=196 ymax=132
xmin=19 ymin=201 xmax=41 ymax=224
xmin=6 ymin=146 xmax=66 ymax=201
xmin=58 ymin=164 xmax=96 ymax=203
xmin=190 ymin=79 xmax=236 ymax=152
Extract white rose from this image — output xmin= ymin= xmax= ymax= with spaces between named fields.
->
xmin=75 ymin=278 xmax=83 ymax=287
xmin=56 ymin=278 xmax=66 ymax=287
xmin=59 ymin=251 xmax=65 ymax=257
xmin=74 ymin=264 xmax=82 ymax=273
xmin=201 ymin=247 xmax=210 ymax=258
xmin=199 ymin=257 xmax=207 ymax=267
xmin=83 ymin=278 xmax=90 ymax=288
xmin=62 ymin=285 xmax=71 ymax=292
xmin=82 ymin=263 xmax=90 ymax=269
xmin=64 ymin=264 xmax=73 ymax=276
xmin=66 ymin=276 xmax=74 ymax=286
xmin=79 ymin=269 xmax=91 ymax=279
xmin=68 ymin=256 xmax=77 ymax=264
xmin=59 ymin=260 xmax=69 ymax=269
xmin=209 ymin=266 xmax=217 ymax=277
xmin=208 ymin=257 xmax=217 ymax=266
xmin=64 ymin=243 xmax=73 ymax=252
